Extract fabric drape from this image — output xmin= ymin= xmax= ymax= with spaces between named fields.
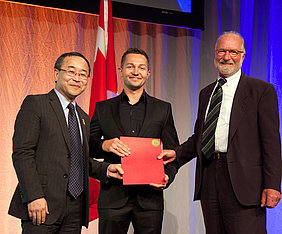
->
xmin=1 ymin=0 xmax=281 ymax=233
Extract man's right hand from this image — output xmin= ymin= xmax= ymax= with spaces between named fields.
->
xmin=28 ymin=197 xmax=49 ymax=225
xmin=102 ymin=137 xmax=130 ymax=157
xmin=158 ymin=149 xmax=176 ymax=165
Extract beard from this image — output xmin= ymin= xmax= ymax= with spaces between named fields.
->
xmin=123 ymin=77 xmax=146 ymax=91
xmin=215 ymin=58 xmax=243 ymax=77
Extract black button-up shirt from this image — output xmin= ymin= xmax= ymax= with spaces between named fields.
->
xmin=120 ymin=91 xmax=146 ymax=136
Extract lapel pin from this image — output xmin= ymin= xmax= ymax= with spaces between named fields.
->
xmin=82 ymin=119 xmax=85 ymax=125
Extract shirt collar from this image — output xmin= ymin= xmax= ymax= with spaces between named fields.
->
xmin=217 ymin=69 xmax=241 ymax=86
xmin=54 ymin=88 xmax=76 ymax=110
xmin=120 ymin=90 xmax=146 ymax=104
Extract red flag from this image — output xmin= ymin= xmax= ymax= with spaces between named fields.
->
xmin=89 ymin=0 xmax=117 ymax=118
xmin=88 ymin=0 xmax=117 ymax=222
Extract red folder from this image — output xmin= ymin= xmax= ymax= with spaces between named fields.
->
xmin=120 ymin=136 xmax=165 ymax=185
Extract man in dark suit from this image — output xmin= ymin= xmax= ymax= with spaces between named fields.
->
xmin=89 ymin=48 xmax=179 ymax=234
xmin=159 ymin=32 xmax=281 ymax=233
xmin=8 ymin=52 xmax=124 ymax=233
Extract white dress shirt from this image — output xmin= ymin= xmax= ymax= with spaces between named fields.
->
xmin=205 ymin=70 xmax=241 ymax=152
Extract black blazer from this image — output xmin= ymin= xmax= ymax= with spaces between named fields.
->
xmin=175 ymin=73 xmax=281 ymax=206
xmin=90 ymin=92 xmax=179 ymax=210
xmin=8 ymin=90 xmax=109 ymax=227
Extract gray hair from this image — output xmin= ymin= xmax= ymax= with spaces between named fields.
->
xmin=215 ymin=31 xmax=245 ymax=53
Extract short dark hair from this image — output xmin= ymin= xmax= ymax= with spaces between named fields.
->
xmin=54 ymin=52 xmax=91 ymax=74
xmin=121 ymin=48 xmax=150 ymax=69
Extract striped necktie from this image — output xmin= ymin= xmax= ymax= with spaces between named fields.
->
xmin=201 ymin=78 xmax=227 ymax=159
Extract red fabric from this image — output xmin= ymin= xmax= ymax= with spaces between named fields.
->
xmin=88 ymin=178 xmax=100 ymax=221
xmin=88 ymin=0 xmax=117 ymax=222
xmin=88 ymin=0 xmax=117 ymax=118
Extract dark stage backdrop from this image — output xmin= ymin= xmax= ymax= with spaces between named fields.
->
xmin=0 ymin=0 xmax=281 ymax=233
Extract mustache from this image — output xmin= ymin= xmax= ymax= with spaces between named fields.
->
xmin=219 ymin=59 xmax=234 ymax=64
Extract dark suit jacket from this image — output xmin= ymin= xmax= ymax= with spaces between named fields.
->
xmin=90 ymin=92 xmax=179 ymax=210
xmin=8 ymin=90 xmax=109 ymax=227
xmin=175 ymin=73 xmax=281 ymax=206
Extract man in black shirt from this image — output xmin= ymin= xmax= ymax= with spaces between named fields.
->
xmin=89 ymin=48 xmax=179 ymax=234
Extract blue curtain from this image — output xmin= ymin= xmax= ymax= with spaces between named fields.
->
xmin=216 ymin=0 xmax=282 ymax=232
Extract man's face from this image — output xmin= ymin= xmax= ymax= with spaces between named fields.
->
xmin=55 ymin=56 xmax=89 ymax=102
xmin=214 ymin=34 xmax=245 ymax=78
xmin=119 ymin=53 xmax=150 ymax=91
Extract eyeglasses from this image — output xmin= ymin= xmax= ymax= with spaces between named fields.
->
xmin=216 ymin=49 xmax=245 ymax=57
xmin=57 ymin=68 xmax=89 ymax=80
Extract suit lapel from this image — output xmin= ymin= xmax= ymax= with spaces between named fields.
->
xmin=197 ymin=82 xmax=216 ymax=154
xmin=138 ymin=94 xmax=154 ymax=136
xmin=48 ymin=90 xmax=71 ymax=152
xmin=76 ymin=106 xmax=89 ymax=182
xmin=110 ymin=96 xmax=126 ymax=135
xmin=228 ymin=74 xmax=248 ymax=144
xmin=77 ymin=107 xmax=88 ymax=149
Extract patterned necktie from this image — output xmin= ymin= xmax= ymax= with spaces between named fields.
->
xmin=201 ymin=78 xmax=227 ymax=159
xmin=67 ymin=103 xmax=84 ymax=199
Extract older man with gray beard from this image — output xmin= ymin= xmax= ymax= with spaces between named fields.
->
xmin=159 ymin=31 xmax=281 ymax=234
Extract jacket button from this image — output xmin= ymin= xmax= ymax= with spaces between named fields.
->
xmin=67 ymin=154 xmax=70 ymax=158
xmin=63 ymin=174 xmax=68 ymax=179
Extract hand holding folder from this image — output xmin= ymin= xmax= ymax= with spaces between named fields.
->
xmin=120 ymin=136 xmax=165 ymax=185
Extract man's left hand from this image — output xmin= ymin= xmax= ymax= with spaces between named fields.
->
xmin=261 ymin=188 xmax=281 ymax=208
xmin=150 ymin=175 xmax=169 ymax=190
xmin=107 ymin=164 xmax=124 ymax=180
xmin=158 ymin=150 xmax=176 ymax=165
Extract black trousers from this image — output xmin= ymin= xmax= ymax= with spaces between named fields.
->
xmin=22 ymin=192 xmax=85 ymax=234
xmin=98 ymin=196 xmax=163 ymax=234
xmin=200 ymin=154 xmax=266 ymax=234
